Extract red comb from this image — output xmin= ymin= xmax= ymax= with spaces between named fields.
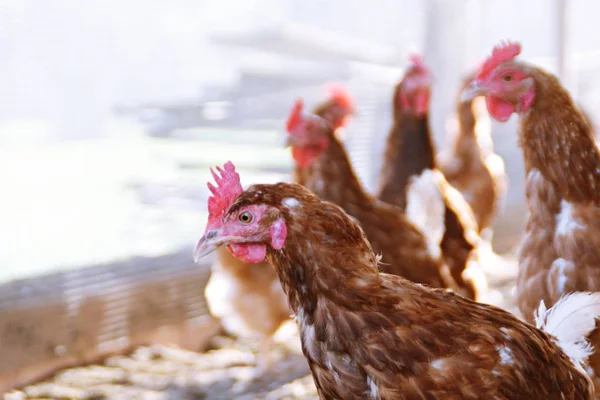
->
xmin=206 ymin=161 xmax=243 ymax=223
xmin=477 ymin=41 xmax=522 ymax=80
xmin=408 ymin=54 xmax=427 ymax=73
xmin=326 ymin=83 xmax=355 ymax=111
xmin=286 ymin=98 xmax=304 ymax=132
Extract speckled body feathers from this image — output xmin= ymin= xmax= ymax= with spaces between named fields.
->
xmin=228 ymin=182 xmax=595 ymax=399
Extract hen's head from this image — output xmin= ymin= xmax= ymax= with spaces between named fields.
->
xmin=462 ymin=41 xmax=536 ymax=122
xmin=317 ymin=83 xmax=355 ymax=130
xmin=194 ymin=162 xmax=307 ymax=264
xmin=285 ymin=98 xmax=331 ymax=168
xmin=395 ymin=54 xmax=432 ymax=116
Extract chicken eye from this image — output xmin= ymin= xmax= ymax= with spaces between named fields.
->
xmin=502 ymin=74 xmax=513 ymax=82
xmin=238 ymin=212 xmax=253 ymax=224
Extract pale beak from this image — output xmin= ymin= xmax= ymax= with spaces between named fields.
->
xmin=284 ymin=135 xmax=296 ymax=148
xmin=193 ymin=231 xmax=222 ymax=263
xmin=461 ymin=80 xmax=487 ymax=102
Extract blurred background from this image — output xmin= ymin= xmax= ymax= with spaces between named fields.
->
xmin=1 ymin=0 xmax=600 ymax=397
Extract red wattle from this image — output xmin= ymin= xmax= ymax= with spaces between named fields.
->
xmin=486 ymin=96 xmax=515 ymax=122
xmin=414 ymin=90 xmax=430 ymax=116
xmin=227 ymin=243 xmax=267 ymax=263
xmin=292 ymin=147 xmax=320 ymax=168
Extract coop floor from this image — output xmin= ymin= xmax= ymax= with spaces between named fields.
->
xmin=5 ymin=253 xmax=518 ymax=400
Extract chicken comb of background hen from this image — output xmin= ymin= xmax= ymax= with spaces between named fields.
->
xmin=206 ymin=161 xmax=243 ymax=227
xmin=286 ymin=98 xmax=304 ymax=132
xmin=477 ymin=41 xmax=522 ymax=80
xmin=325 ymin=83 xmax=355 ymax=113
xmin=408 ymin=54 xmax=428 ymax=73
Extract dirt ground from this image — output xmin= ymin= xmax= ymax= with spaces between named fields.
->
xmin=5 ymin=251 xmax=519 ymax=400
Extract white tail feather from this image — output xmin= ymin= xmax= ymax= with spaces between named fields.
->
xmin=405 ymin=169 xmax=445 ymax=260
xmin=535 ymin=292 xmax=600 ymax=368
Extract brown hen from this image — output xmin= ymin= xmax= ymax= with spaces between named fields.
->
xmin=194 ymin=163 xmax=600 ymax=400
xmin=438 ymin=72 xmax=508 ymax=241
xmin=376 ymin=56 xmax=487 ymax=301
xmin=463 ymin=40 xmax=600 ymax=391
xmin=285 ymin=92 xmax=463 ymax=297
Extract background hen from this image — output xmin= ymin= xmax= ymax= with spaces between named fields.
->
xmin=376 ymin=56 xmax=487 ymax=301
xmin=285 ymin=94 xmax=465 ymax=297
xmin=194 ymin=162 xmax=600 ymax=400
xmin=463 ymin=40 xmax=600 ymax=391
xmin=437 ymin=72 xmax=508 ymax=242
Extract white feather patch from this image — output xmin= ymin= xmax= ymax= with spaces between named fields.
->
xmin=534 ymin=292 xmax=600 ymax=368
xmin=366 ymin=375 xmax=380 ymax=399
xmin=555 ymin=200 xmax=585 ymax=237
xmin=282 ymin=197 xmax=301 ymax=208
xmin=550 ymin=258 xmax=572 ymax=294
xmin=495 ymin=345 xmax=514 ymax=365
xmin=405 ymin=169 xmax=445 ymax=260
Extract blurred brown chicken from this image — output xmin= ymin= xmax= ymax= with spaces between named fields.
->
xmin=438 ymin=72 xmax=508 ymax=241
xmin=463 ymin=40 xmax=600 ymax=392
xmin=285 ymin=87 xmax=468 ymax=298
xmin=194 ymin=162 xmax=600 ymax=399
xmin=376 ymin=56 xmax=487 ymax=301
